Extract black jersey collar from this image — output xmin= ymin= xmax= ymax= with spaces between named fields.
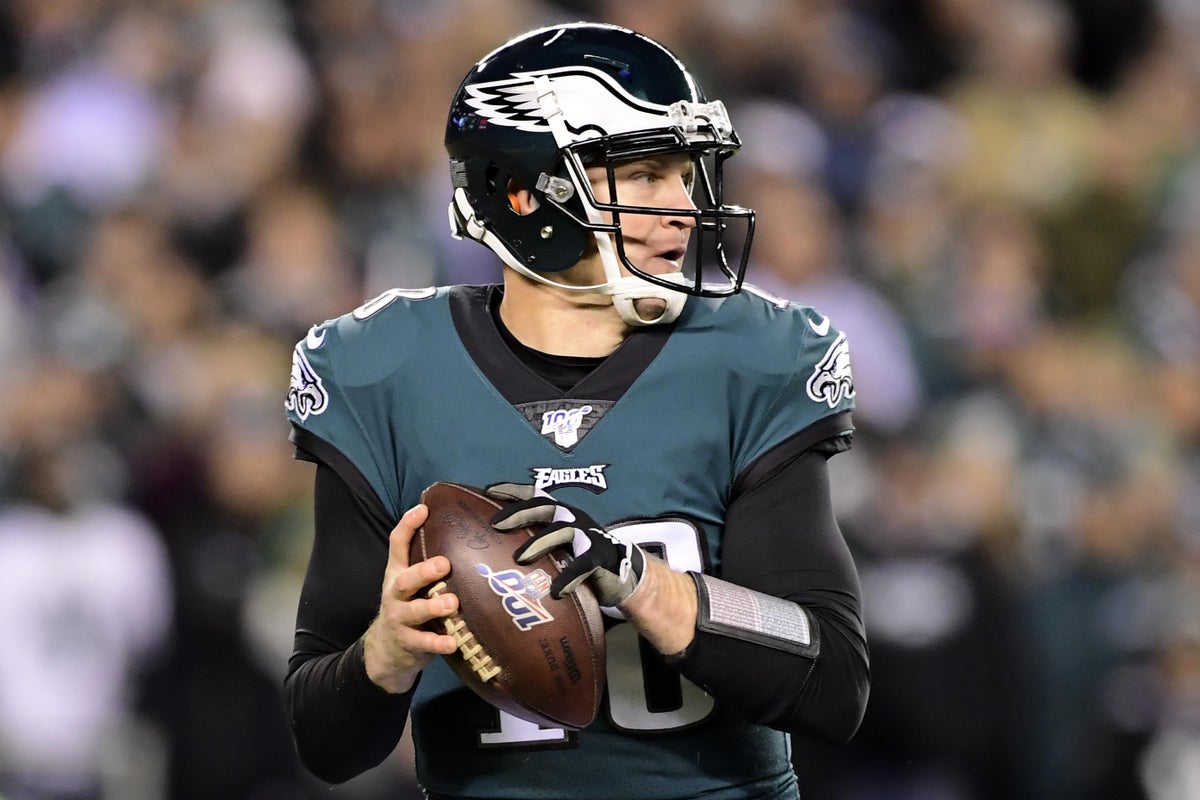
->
xmin=448 ymin=284 xmax=673 ymax=404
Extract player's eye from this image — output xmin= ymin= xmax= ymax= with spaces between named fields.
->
xmin=615 ymin=165 xmax=658 ymax=184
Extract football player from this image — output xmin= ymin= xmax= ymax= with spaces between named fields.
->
xmin=284 ymin=21 xmax=868 ymax=800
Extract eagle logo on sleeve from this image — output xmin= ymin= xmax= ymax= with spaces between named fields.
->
xmin=806 ymin=331 xmax=855 ymax=408
xmin=286 ymin=344 xmax=329 ymax=421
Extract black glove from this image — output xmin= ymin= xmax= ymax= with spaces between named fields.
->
xmin=486 ymin=483 xmax=645 ymax=607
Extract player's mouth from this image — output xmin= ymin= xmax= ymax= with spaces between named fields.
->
xmin=646 ymin=247 xmax=686 ymax=274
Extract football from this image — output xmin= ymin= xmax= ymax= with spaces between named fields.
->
xmin=410 ymin=481 xmax=607 ymax=730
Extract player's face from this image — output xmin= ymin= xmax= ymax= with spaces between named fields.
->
xmin=575 ymin=153 xmax=698 ymax=284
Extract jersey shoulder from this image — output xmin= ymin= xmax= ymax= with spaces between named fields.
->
xmin=285 ymin=286 xmax=449 ymax=424
xmin=687 ymin=286 xmax=856 ymax=414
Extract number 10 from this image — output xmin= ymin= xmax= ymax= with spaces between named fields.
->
xmin=479 ymin=518 xmax=715 ymax=746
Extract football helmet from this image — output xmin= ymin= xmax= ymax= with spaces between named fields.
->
xmin=445 ymin=22 xmax=755 ymax=325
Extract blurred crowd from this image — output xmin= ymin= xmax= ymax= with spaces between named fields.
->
xmin=0 ymin=1 xmax=1198 ymax=799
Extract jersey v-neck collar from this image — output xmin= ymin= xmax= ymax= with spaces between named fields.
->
xmin=448 ymin=284 xmax=674 ymax=404
xmin=492 ymin=301 xmax=604 ymax=393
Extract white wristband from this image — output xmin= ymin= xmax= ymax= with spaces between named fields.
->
xmin=690 ymin=572 xmax=820 ymax=657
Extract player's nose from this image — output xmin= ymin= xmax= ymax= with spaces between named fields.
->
xmin=661 ymin=175 xmax=698 ymax=229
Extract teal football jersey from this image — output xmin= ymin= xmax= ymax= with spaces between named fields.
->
xmin=285 ymin=285 xmax=855 ymax=800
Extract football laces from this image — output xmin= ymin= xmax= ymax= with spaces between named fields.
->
xmin=427 ymin=581 xmax=502 ymax=682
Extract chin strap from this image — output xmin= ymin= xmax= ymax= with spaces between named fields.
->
xmin=609 ymin=276 xmax=687 ymax=326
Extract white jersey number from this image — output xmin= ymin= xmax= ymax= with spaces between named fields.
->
xmin=477 ymin=518 xmax=715 ymax=746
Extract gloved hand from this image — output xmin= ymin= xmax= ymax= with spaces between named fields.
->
xmin=486 ymin=483 xmax=645 ymax=607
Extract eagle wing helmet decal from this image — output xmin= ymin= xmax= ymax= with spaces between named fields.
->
xmin=462 ymin=66 xmax=674 ymax=139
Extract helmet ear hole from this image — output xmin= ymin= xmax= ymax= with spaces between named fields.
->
xmin=484 ymin=162 xmax=502 ymax=196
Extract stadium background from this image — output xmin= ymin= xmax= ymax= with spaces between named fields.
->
xmin=0 ymin=1 xmax=1197 ymax=798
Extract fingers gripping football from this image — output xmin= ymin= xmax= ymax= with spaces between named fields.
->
xmin=364 ymin=504 xmax=459 ymax=694
xmin=486 ymin=485 xmax=645 ymax=607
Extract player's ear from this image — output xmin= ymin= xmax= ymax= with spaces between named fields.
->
xmin=506 ymin=179 xmax=540 ymax=215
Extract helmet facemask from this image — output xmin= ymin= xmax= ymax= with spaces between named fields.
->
xmin=553 ymin=114 xmax=755 ymax=311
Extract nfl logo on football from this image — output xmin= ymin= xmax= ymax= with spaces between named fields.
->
xmin=476 ymin=564 xmax=556 ymax=631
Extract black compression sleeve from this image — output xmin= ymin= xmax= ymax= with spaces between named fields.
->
xmin=284 ymin=462 xmax=413 ymax=784
xmin=671 ymin=446 xmax=870 ymax=743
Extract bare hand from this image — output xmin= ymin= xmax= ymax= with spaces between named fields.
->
xmin=362 ymin=504 xmax=459 ymax=694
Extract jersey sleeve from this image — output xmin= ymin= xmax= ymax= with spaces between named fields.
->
xmin=285 ymin=319 xmax=398 ymax=520
xmin=731 ymin=300 xmax=857 ymax=479
xmin=285 ymin=289 xmax=438 ymax=522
